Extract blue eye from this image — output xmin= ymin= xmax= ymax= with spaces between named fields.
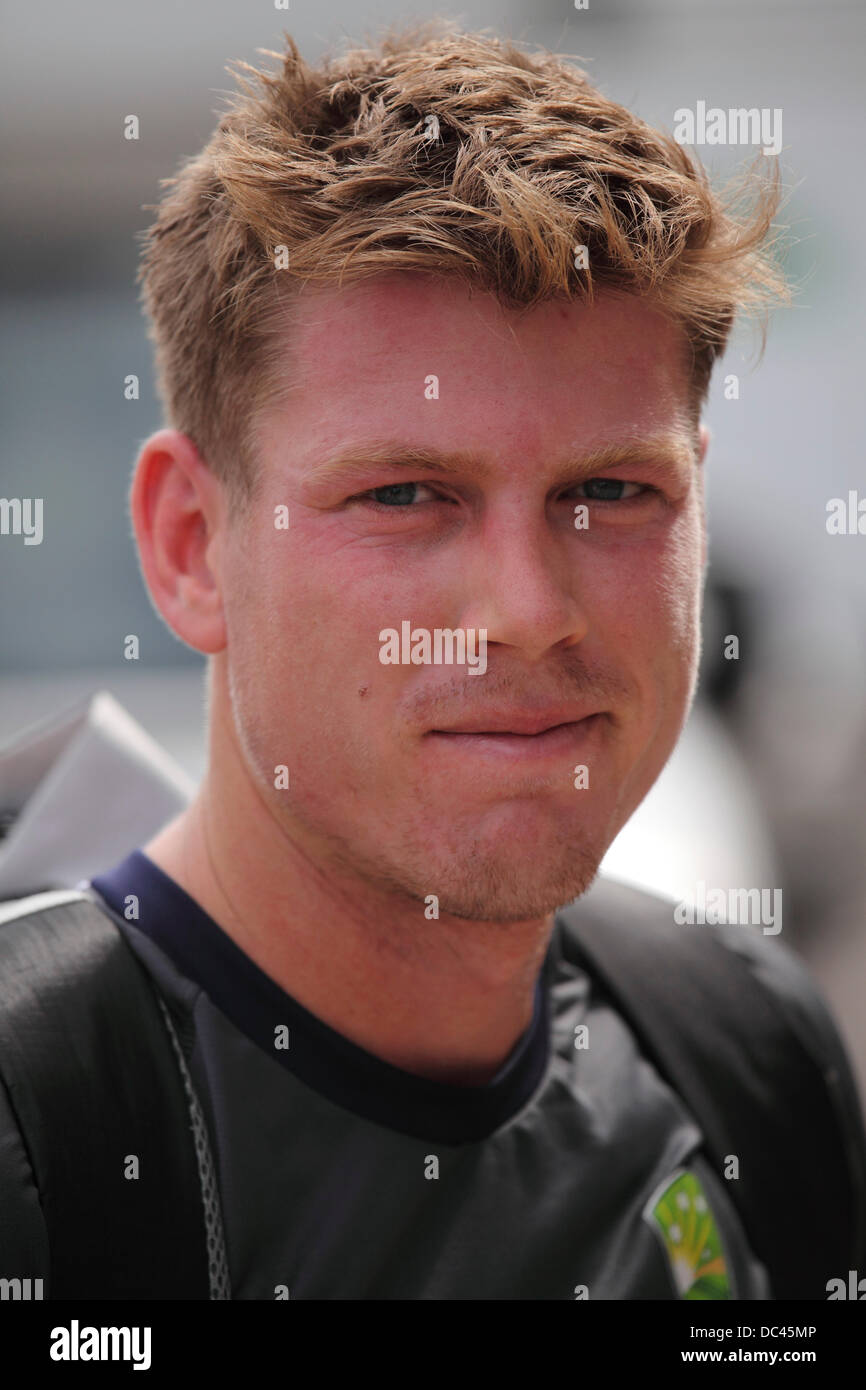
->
xmin=369 ymin=483 xmax=422 ymax=506
xmin=581 ymin=479 xmax=626 ymax=500
xmin=362 ymin=482 xmax=442 ymax=507
xmin=577 ymin=479 xmax=643 ymax=501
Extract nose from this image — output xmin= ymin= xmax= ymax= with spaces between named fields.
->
xmin=457 ymin=502 xmax=590 ymax=663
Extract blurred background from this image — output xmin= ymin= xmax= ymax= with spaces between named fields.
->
xmin=1 ymin=0 xmax=865 ymax=1100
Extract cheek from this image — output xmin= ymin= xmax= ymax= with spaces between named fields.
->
xmin=643 ymin=526 xmax=704 ymax=707
xmin=219 ymin=535 xmax=393 ymax=780
xmin=223 ymin=514 xmax=343 ymax=663
xmin=219 ymin=536 xmax=303 ymax=736
xmin=652 ymin=533 xmax=703 ymax=642
xmin=589 ymin=517 xmax=703 ymax=691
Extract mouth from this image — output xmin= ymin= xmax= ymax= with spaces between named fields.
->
xmin=425 ymin=713 xmax=605 ymax=763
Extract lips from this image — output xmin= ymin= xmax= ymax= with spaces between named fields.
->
xmin=429 ymin=709 xmax=602 ymax=737
xmin=423 ymin=714 xmax=604 ymax=769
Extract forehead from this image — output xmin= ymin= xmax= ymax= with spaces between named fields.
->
xmin=255 ymin=274 xmax=694 ymax=468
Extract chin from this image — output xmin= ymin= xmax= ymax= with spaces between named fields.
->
xmin=419 ymin=841 xmax=605 ymax=923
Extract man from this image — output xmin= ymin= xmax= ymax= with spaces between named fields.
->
xmin=1 ymin=24 xmax=864 ymax=1302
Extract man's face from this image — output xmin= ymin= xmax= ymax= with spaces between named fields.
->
xmin=216 ymin=275 xmax=706 ymax=920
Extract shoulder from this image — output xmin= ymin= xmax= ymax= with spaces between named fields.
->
xmin=0 ymin=887 xmax=92 ymax=929
xmin=700 ymin=913 xmax=866 ymax=1197
xmin=0 ymin=1070 xmax=50 ymax=1279
xmin=0 ymin=888 xmax=132 ymax=1009
xmin=0 ymin=896 xmax=65 ymax=1280
xmin=558 ymin=874 xmax=866 ymax=1251
xmin=561 ymin=873 xmax=858 ymax=1080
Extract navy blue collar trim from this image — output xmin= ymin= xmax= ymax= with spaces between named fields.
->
xmin=90 ymin=851 xmax=553 ymax=1145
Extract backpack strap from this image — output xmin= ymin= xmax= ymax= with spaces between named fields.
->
xmin=556 ymin=877 xmax=866 ymax=1300
xmin=0 ymin=890 xmax=214 ymax=1299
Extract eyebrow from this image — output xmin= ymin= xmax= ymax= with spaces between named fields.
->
xmin=300 ymin=435 xmax=697 ymax=495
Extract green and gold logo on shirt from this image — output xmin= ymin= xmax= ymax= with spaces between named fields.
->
xmin=644 ymin=1168 xmax=733 ymax=1300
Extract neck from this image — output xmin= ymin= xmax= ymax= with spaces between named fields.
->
xmin=144 ymin=691 xmax=554 ymax=1086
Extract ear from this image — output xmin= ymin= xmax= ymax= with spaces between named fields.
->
xmin=129 ymin=429 xmax=228 ymax=654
